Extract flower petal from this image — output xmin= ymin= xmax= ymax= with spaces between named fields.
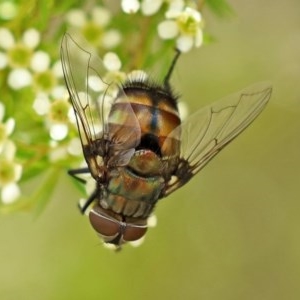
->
xmin=177 ymin=101 xmax=189 ymax=120
xmin=129 ymin=236 xmax=145 ymax=247
xmin=1 ymin=140 xmax=16 ymax=159
xmin=194 ymin=29 xmax=203 ymax=48
xmin=33 ymin=93 xmax=50 ymax=115
xmin=121 ymin=0 xmax=140 ymax=14
xmin=13 ymin=163 xmax=22 ymax=182
xmin=157 ymin=20 xmax=179 ymax=39
xmin=168 ymin=0 xmax=184 ymax=13
xmin=185 ymin=7 xmax=202 ymax=22
xmin=50 ymin=123 xmax=68 ymax=141
xmin=91 ymin=6 xmax=111 ymax=26
xmin=48 ymin=146 xmax=68 ymax=162
xmin=88 ymin=75 xmax=107 ymax=92
xmin=66 ymin=9 xmax=87 ymax=27
xmin=5 ymin=118 xmax=15 ymax=136
xmin=67 ymin=137 xmax=82 ymax=156
xmin=103 ymin=52 xmax=122 ymax=71
xmin=0 ymin=1 xmax=17 ymax=20
xmin=51 ymin=85 xmax=67 ymax=99
xmin=22 ymin=28 xmax=40 ymax=49
xmin=52 ymin=60 xmax=64 ymax=78
xmin=176 ymin=35 xmax=193 ymax=52
xmin=1 ymin=183 xmax=20 ymax=204
xmin=141 ymin=0 xmax=163 ymax=16
xmin=7 ymin=68 xmax=32 ymax=90
xmin=102 ymin=30 xmax=122 ymax=49
xmin=147 ymin=214 xmax=157 ymax=227
xmin=31 ymin=50 xmax=50 ymax=72
xmin=0 ymin=27 xmax=15 ymax=49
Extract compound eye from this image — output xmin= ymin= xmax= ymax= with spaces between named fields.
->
xmin=123 ymin=224 xmax=147 ymax=242
xmin=89 ymin=205 xmax=148 ymax=244
xmin=89 ymin=207 xmax=119 ymax=237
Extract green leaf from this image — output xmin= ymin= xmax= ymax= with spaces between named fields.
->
xmin=206 ymin=0 xmax=235 ymax=18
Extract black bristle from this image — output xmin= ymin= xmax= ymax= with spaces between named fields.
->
xmin=122 ymin=76 xmax=179 ymax=109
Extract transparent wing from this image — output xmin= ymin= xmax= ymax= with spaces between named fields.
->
xmin=163 ymin=82 xmax=272 ymax=196
xmin=60 ymin=33 xmax=141 ymax=177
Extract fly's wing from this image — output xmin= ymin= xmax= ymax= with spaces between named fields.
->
xmin=60 ymin=33 xmax=141 ymax=178
xmin=163 ymin=82 xmax=272 ymax=196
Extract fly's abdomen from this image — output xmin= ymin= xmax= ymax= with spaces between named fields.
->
xmin=103 ymin=149 xmax=165 ymax=218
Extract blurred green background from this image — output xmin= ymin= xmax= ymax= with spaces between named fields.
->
xmin=1 ymin=0 xmax=300 ymax=299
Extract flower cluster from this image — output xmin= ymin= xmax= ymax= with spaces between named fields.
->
xmin=158 ymin=6 xmax=203 ymax=52
xmin=0 ymin=0 xmax=208 ymax=225
xmin=0 ymin=28 xmax=64 ymax=93
xmin=121 ymin=0 xmax=204 ymax=52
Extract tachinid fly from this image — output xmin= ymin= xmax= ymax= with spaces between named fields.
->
xmin=60 ymin=33 xmax=272 ymax=248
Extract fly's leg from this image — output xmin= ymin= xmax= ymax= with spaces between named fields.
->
xmin=68 ymin=167 xmax=90 ymax=184
xmin=163 ymin=48 xmax=181 ymax=92
xmin=79 ymin=188 xmax=99 ymax=214
xmin=68 ymin=167 xmax=98 ymax=214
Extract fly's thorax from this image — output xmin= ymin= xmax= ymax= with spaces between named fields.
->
xmin=126 ymin=89 xmax=181 ymax=152
xmin=108 ymin=80 xmax=182 ymax=159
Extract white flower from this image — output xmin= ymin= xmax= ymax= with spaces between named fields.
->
xmin=65 ymin=7 xmax=121 ymax=49
xmin=0 ymin=27 xmax=41 ymax=65
xmin=158 ymin=6 xmax=204 ymax=52
xmin=0 ymin=140 xmax=22 ymax=204
xmin=33 ymin=88 xmax=73 ymax=143
xmin=0 ymin=27 xmax=63 ymax=93
xmin=0 ymin=27 xmax=42 ymax=89
xmin=32 ymin=58 xmax=63 ymax=94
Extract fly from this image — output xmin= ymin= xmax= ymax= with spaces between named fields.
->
xmin=60 ymin=33 xmax=272 ymax=248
